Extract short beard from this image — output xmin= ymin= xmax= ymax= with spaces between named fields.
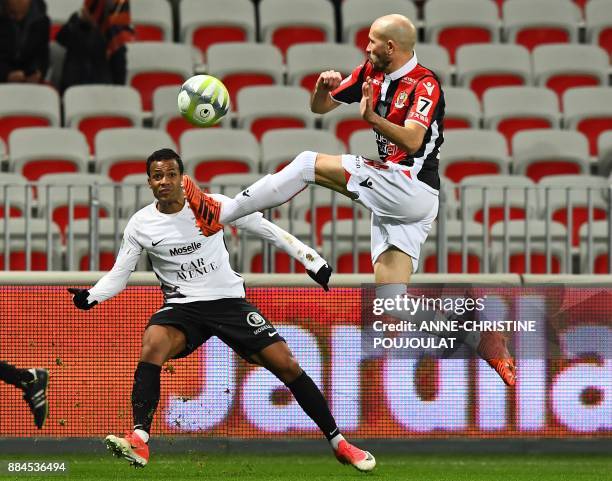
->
xmin=369 ymin=54 xmax=391 ymax=72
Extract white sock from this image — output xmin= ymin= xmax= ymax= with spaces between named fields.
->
xmin=219 ymin=150 xmax=317 ymax=224
xmin=133 ymin=429 xmax=149 ymax=443
xmin=329 ymin=433 xmax=345 ymax=450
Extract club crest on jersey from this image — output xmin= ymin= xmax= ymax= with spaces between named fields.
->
xmin=394 ymin=91 xmax=409 ymax=108
xmin=246 ymin=312 xmax=266 ymax=327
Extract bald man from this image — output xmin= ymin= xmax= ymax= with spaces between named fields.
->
xmin=182 ymin=15 xmax=516 ymax=387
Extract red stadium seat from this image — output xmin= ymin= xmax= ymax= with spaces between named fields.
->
xmin=586 ymin=0 xmax=612 ymax=58
xmin=259 ymin=0 xmax=334 ymax=57
xmin=131 ymin=0 xmax=173 ymax=41
xmin=0 ymin=84 xmax=60 ymax=144
xmin=503 ymin=0 xmax=578 ymax=52
xmin=321 ymin=104 xmax=370 ymax=149
xmin=424 ymin=252 xmax=482 ymax=273
xmin=563 ymin=87 xmax=612 ymax=156
xmin=126 ymin=42 xmax=193 ymax=111
xmin=533 ymin=45 xmax=608 ymax=104
xmin=425 ymin=0 xmax=499 ymax=63
xmin=237 ymin=86 xmax=315 ymax=141
xmin=250 ymin=252 xmax=306 ymax=273
xmin=181 ymin=129 xmax=258 ymax=183
xmin=441 ymin=130 xmax=508 ymax=183
xmin=206 ymin=43 xmax=283 ymax=109
xmin=337 ymin=252 xmax=373 ymax=273
xmin=483 ymin=87 xmax=560 ymax=152
xmin=64 ymin=85 xmax=142 ymax=153
xmin=456 ymin=45 xmax=531 ymax=100
xmin=0 ymin=252 xmax=48 ymax=271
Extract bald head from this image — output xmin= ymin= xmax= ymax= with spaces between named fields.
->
xmin=371 ymin=14 xmax=417 ymax=53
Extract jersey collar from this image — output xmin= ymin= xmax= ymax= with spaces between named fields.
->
xmin=385 ymin=51 xmax=418 ymax=81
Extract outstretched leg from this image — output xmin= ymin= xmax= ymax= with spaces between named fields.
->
xmin=0 ymin=361 xmax=49 ymax=429
xmin=251 ymin=342 xmax=376 ymax=472
xmin=183 ymin=152 xmax=351 ymax=233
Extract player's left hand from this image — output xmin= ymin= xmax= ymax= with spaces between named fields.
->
xmin=360 ymin=77 xmax=376 ymax=123
xmin=307 ymin=264 xmax=333 ymax=291
xmin=67 ymin=288 xmax=98 ymax=310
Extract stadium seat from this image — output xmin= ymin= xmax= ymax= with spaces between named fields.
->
xmin=37 ymin=173 xmax=116 ymax=238
xmin=512 ymin=130 xmax=589 ymax=182
xmin=482 ymin=87 xmax=560 ymax=151
xmin=236 ymin=86 xmax=315 ymax=140
xmin=578 ymin=220 xmax=612 ymax=273
xmin=416 ymin=44 xmax=452 ymax=86
xmin=341 ymin=0 xmax=418 ymax=49
xmin=0 ymin=138 xmax=5 ymax=161
xmin=444 ymin=87 xmax=481 ymax=129
xmin=131 ymin=0 xmax=173 ymax=41
xmin=321 ymin=103 xmax=370 ymax=149
xmin=502 ymin=0 xmax=579 ymax=51
xmin=152 ymin=86 xmax=198 ymax=146
xmin=455 ymin=44 xmax=531 ymax=100
xmin=424 ymin=0 xmax=499 ymax=64
xmin=459 ymin=174 xmax=537 ymax=229
xmin=179 ymin=0 xmax=256 ymax=58
xmin=538 ymin=174 xmax=608 ymax=246
xmin=533 ymin=45 xmax=608 ymax=102
xmin=321 ymin=219 xmax=372 ymax=273
xmin=46 ymin=0 xmax=80 ymax=40
xmin=348 ymin=129 xmax=380 ymax=161
xmin=64 ymin=85 xmax=143 ymax=153
xmin=180 ymin=129 xmax=259 ymax=183
xmin=419 ymin=220 xmax=485 ymax=273
xmin=70 ymin=218 xmax=131 ymax=271
xmin=120 ymin=173 xmax=156 ymax=218
xmin=440 ymin=130 xmax=509 ymax=183
xmin=586 ymin=0 xmax=612 ymax=59
xmin=8 ymin=128 xmax=89 ymax=181
xmin=286 ymin=43 xmax=363 ymax=91
xmin=206 ymin=43 xmax=283 ymax=109
xmin=0 ymin=84 xmax=60 ymax=145
xmin=259 ymin=0 xmax=335 ymax=57
xmin=490 ymin=220 xmax=568 ymax=273
xmin=291 ymin=185 xmax=367 ymax=244
xmin=0 ymin=173 xmax=31 ymax=218
xmin=563 ymin=87 xmax=612 ymax=156
xmin=261 ymin=129 xmax=343 ymax=173
xmin=597 ymin=131 xmax=612 ymax=175
xmin=243 ymin=219 xmax=312 ymax=273
xmin=0 ymin=218 xmax=62 ymax=270
xmin=126 ymin=42 xmax=193 ymax=111
xmin=95 ymin=128 xmax=175 ymax=181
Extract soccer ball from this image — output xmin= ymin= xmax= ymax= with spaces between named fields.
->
xmin=177 ymin=75 xmax=230 ymax=127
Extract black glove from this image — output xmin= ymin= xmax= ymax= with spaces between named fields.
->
xmin=67 ymin=288 xmax=98 ymax=310
xmin=307 ymin=264 xmax=333 ymax=291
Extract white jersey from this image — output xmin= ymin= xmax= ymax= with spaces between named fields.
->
xmin=88 ymin=195 xmax=326 ymax=304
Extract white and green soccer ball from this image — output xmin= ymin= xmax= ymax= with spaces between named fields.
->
xmin=177 ymin=74 xmax=230 ymax=127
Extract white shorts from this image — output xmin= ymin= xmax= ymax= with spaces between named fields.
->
xmin=341 ymin=154 xmax=439 ymax=271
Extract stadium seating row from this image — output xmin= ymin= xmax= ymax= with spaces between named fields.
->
xmin=2 ymin=213 xmax=611 ymax=274
xmin=45 ymin=0 xmax=612 ymax=60
xmin=2 ymin=124 xmax=612 ymax=185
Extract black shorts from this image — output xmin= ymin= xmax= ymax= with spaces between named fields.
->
xmin=146 ymin=298 xmax=285 ymax=361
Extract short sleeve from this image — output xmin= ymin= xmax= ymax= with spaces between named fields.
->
xmin=405 ymin=77 xmax=442 ymax=129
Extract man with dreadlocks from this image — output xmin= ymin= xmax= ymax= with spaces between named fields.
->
xmin=56 ymin=0 xmax=133 ymax=92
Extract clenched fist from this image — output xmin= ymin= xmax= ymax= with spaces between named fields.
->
xmin=315 ymin=70 xmax=343 ymax=92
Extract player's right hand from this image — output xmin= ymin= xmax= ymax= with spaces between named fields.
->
xmin=67 ymin=288 xmax=98 ymax=310
xmin=316 ymin=70 xmax=343 ymax=92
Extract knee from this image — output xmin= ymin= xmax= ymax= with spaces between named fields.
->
xmin=276 ymin=356 xmax=302 ymax=384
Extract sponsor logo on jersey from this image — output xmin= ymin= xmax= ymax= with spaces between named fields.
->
xmin=423 ymin=81 xmax=435 ymax=95
xmin=177 ymin=258 xmax=218 ymax=280
xmin=253 ymin=325 xmax=273 ymax=335
xmin=247 ymin=312 xmax=266 ymax=327
xmin=394 ymin=91 xmax=408 ymax=109
xmin=169 ymin=241 xmax=202 ymax=257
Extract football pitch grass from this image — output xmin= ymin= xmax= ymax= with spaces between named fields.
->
xmin=0 ymin=453 xmax=610 ymax=481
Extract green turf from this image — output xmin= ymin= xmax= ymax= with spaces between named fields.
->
xmin=0 ymin=453 xmax=610 ymax=481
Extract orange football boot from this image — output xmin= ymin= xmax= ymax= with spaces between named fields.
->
xmin=182 ymin=175 xmax=224 ymax=236
xmin=104 ymin=431 xmax=149 ymax=467
xmin=477 ymin=331 xmax=516 ymax=386
xmin=334 ymin=439 xmax=376 ymax=472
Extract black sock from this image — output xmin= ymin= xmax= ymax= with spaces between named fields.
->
xmin=0 ymin=361 xmax=34 ymax=387
xmin=287 ymin=371 xmax=339 ymax=441
xmin=131 ymin=361 xmax=161 ymax=435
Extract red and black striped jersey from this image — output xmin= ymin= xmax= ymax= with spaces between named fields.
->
xmin=330 ymin=53 xmax=444 ymax=192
